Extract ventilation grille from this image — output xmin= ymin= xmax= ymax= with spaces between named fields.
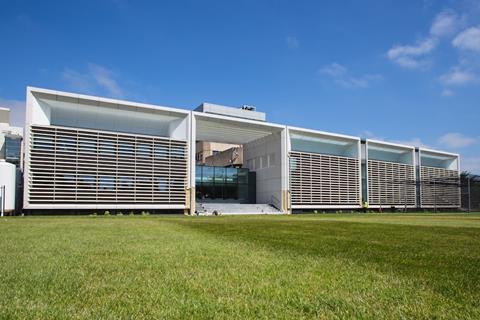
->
xmin=27 ymin=125 xmax=187 ymax=205
xmin=420 ymin=166 xmax=460 ymax=207
xmin=289 ymin=151 xmax=360 ymax=206
xmin=367 ymin=160 xmax=415 ymax=206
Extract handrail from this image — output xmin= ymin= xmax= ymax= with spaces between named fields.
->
xmin=270 ymin=194 xmax=281 ymax=210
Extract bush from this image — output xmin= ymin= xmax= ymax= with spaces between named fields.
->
xmin=104 ymin=210 xmax=110 ymax=216
xmin=117 ymin=212 xmax=123 ymax=216
xmin=129 ymin=211 xmax=134 ymax=216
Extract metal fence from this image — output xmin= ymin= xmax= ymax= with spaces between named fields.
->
xmin=461 ymin=173 xmax=480 ymax=212
xmin=367 ymin=173 xmax=480 ymax=212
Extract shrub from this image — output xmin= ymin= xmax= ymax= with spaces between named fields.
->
xmin=104 ymin=210 xmax=110 ymax=216
xmin=117 ymin=212 xmax=123 ymax=216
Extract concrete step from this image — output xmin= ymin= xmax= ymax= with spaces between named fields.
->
xmin=196 ymin=202 xmax=281 ymax=215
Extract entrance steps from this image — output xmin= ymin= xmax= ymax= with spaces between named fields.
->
xmin=196 ymin=202 xmax=281 ymax=215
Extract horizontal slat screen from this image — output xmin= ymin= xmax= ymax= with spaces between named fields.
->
xmin=289 ymin=151 xmax=360 ymax=206
xmin=367 ymin=160 xmax=415 ymax=206
xmin=27 ymin=125 xmax=187 ymax=205
xmin=420 ymin=166 xmax=460 ymax=207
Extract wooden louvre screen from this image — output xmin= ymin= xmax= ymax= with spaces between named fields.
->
xmin=367 ymin=160 xmax=416 ymax=206
xmin=27 ymin=125 xmax=187 ymax=205
xmin=420 ymin=166 xmax=460 ymax=207
xmin=289 ymin=151 xmax=360 ymax=206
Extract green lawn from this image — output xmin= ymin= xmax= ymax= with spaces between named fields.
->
xmin=1 ymin=213 xmax=479 ymax=319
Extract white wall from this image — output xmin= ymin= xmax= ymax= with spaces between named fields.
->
xmin=27 ymin=90 xmax=190 ymax=140
xmin=244 ymin=132 xmax=283 ymax=209
xmin=420 ymin=150 xmax=459 ymax=171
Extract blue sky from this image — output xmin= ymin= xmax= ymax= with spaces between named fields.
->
xmin=1 ymin=0 xmax=479 ymax=172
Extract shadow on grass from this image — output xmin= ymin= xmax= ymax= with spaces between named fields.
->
xmin=172 ymin=217 xmax=480 ymax=303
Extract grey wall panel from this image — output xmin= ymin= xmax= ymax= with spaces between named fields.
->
xmin=367 ymin=160 xmax=416 ymax=206
xmin=289 ymin=151 xmax=360 ymax=206
xmin=420 ymin=166 xmax=460 ymax=207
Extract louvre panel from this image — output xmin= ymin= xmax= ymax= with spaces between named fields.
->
xmin=367 ymin=160 xmax=415 ymax=206
xmin=27 ymin=125 xmax=187 ymax=205
xmin=289 ymin=151 xmax=360 ymax=205
xmin=420 ymin=166 xmax=460 ymax=207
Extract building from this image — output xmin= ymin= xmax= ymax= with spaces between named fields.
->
xmin=22 ymin=87 xmax=461 ymax=214
xmin=418 ymin=148 xmax=460 ymax=208
xmin=204 ymin=146 xmax=243 ymax=167
xmin=0 ymin=107 xmax=23 ymax=166
xmin=364 ymin=140 xmax=416 ymax=209
xmin=195 ymin=141 xmax=240 ymax=164
xmin=0 ymin=107 xmax=24 ymax=214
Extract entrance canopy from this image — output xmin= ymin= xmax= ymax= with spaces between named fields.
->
xmin=194 ymin=112 xmax=284 ymax=144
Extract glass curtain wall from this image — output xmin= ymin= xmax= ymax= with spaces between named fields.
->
xmin=196 ymin=165 xmax=251 ymax=203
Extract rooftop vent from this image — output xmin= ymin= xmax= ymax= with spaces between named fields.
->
xmin=195 ymin=103 xmax=266 ymax=121
xmin=241 ymin=105 xmax=256 ymax=111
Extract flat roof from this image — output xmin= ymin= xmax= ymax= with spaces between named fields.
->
xmin=195 ymin=102 xmax=266 ymax=122
xmin=288 ymin=126 xmax=360 ymax=142
xmin=367 ymin=139 xmax=415 ymax=151
xmin=28 ymin=86 xmax=191 ymax=116
xmin=419 ymin=147 xmax=459 ymax=158
xmin=25 ymin=87 xmax=460 ymax=159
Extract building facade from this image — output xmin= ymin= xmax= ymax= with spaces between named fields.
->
xmin=1 ymin=107 xmax=23 ymax=166
xmin=22 ymin=87 xmax=461 ymax=214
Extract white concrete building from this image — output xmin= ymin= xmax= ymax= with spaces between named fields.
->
xmin=22 ymin=87 xmax=461 ymax=214
xmin=418 ymin=148 xmax=460 ymax=208
xmin=364 ymin=140 xmax=416 ymax=208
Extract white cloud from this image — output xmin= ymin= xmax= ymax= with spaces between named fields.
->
xmin=0 ymin=98 xmax=25 ymax=127
xmin=285 ymin=36 xmax=299 ymax=49
xmin=452 ymin=26 xmax=480 ymax=52
xmin=360 ymin=130 xmax=383 ymax=141
xmin=387 ymin=38 xmax=436 ymax=69
xmin=430 ymin=10 xmax=459 ymax=37
xmin=62 ymin=68 xmax=92 ymax=92
xmin=320 ymin=63 xmax=347 ymax=77
xmin=387 ymin=10 xmax=460 ymax=69
xmin=62 ymin=63 xmax=125 ymax=98
xmin=393 ymin=138 xmax=429 ymax=148
xmin=461 ymin=157 xmax=480 ymax=174
xmin=441 ymin=88 xmax=454 ymax=96
xmin=88 ymin=64 xmax=124 ymax=98
xmin=438 ymin=132 xmax=477 ymax=148
xmin=439 ymin=66 xmax=477 ymax=85
xmin=319 ymin=63 xmax=382 ymax=88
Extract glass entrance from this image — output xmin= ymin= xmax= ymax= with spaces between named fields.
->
xmin=195 ymin=165 xmax=255 ymax=203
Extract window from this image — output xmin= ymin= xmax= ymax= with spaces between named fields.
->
xmin=5 ymin=137 xmax=21 ymax=166
xmin=137 ymin=143 xmax=152 ymax=158
xmin=154 ymin=145 xmax=168 ymax=159
xmin=157 ymin=177 xmax=168 ymax=192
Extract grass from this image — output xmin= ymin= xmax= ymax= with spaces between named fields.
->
xmin=0 ymin=213 xmax=479 ymax=319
